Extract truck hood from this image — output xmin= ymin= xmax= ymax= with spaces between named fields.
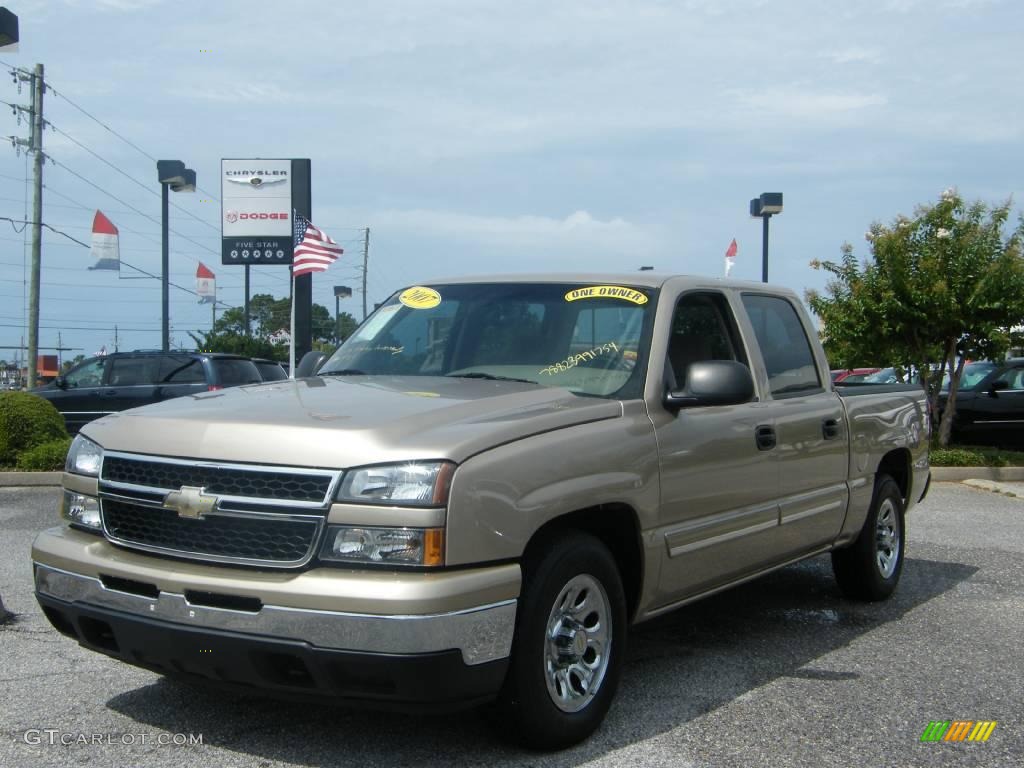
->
xmin=81 ymin=375 xmax=623 ymax=468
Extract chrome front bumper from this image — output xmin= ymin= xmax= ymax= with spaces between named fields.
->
xmin=34 ymin=563 xmax=516 ymax=666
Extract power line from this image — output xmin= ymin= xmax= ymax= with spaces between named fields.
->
xmin=45 ymin=120 xmax=221 ymax=233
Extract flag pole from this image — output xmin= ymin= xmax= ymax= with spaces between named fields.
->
xmin=289 ymin=267 xmax=297 ymax=378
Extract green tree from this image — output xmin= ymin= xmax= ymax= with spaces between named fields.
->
xmin=808 ymin=189 xmax=1024 ymax=446
xmin=212 ymin=293 xmax=336 ymax=343
xmin=61 ymin=354 xmax=86 ymax=373
xmin=187 ymin=331 xmax=286 ymax=361
xmin=336 ymin=311 xmax=359 ymax=342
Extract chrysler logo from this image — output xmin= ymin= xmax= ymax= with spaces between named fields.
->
xmin=163 ymin=486 xmax=218 ymax=520
xmin=225 ymin=175 xmax=288 ymax=187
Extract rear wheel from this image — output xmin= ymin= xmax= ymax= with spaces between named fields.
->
xmin=496 ymin=532 xmax=626 ymax=750
xmin=832 ymin=474 xmax=905 ymax=601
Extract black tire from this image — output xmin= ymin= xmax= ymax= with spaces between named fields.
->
xmin=495 ymin=532 xmax=627 ymax=750
xmin=832 ymin=474 xmax=905 ymax=601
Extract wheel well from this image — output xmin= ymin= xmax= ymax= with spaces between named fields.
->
xmin=522 ymin=504 xmax=643 ymax=621
xmin=877 ymin=448 xmax=911 ymax=500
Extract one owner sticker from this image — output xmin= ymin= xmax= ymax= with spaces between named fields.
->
xmin=399 ymin=286 xmax=442 ymax=309
xmin=564 ymin=285 xmax=648 ymax=304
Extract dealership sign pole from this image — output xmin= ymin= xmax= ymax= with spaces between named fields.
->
xmin=221 ymin=159 xmax=312 ymax=362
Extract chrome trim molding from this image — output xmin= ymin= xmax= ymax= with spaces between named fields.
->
xmin=35 ymin=564 xmax=516 ymax=665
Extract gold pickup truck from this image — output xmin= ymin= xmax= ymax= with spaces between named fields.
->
xmin=32 ymin=274 xmax=929 ymax=749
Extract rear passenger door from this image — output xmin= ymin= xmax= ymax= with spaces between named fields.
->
xmin=739 ymin=294 xmax=849 ymax=554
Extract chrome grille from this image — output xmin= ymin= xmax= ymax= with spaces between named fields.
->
xmin=97 ymin=453 xmax=340 ymax=568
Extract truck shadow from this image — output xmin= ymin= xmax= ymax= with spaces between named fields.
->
xmin=105 ymin=555 xmax=976 ymax=766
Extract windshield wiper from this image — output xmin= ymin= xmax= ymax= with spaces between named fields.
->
xmin=318 ymin=368 xmax=367 ymax=377
xmin=445 ymin=372 xmax=539 ymax=385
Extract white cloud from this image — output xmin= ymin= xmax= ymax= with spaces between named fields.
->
xmin=733 ymin=87 xmax=887 ymax=118
xmin=368 ymin=208 xmax=655 ymax=253
xmin=824 ymin=46 xmax=882 ymax=64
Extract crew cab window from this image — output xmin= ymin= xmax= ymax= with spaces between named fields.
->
xmin=742 ymin=294 xmax=821 ymax=397
xmin=63 ymin=357 xmax=106 ymax=388
xmin=667 ymin=292 xmax=747 ymax=389
xmin=107 ymin=357 xmax=159 ymax=386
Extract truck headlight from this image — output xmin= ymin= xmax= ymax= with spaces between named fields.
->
xmin=61 ymin=491 xmax=101 ymax=530
xmin=320 ymin=525 xmax=444 ymax=566
xmin=336 ymin=461 xmax=454 ymax=506
xmin=65 ymin=435 xmax=103 ymax=477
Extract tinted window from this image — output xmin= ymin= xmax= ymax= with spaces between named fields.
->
xmin=107 ymin=356 xmax=159 ymax=386
xmin=742 ymin=294 xmax=821 ymax=396
xmin=254 ymin=361 xmax=287 ymax=381
xmin=211 ymin=358 xmax=261 ymax=386
xmin=160 ymin=356 xmax=205 ymax=384
xmin=668 ymin=292 xmax=747 ymax=388
xmin=63 ymin=357 xmax=107 ymax=388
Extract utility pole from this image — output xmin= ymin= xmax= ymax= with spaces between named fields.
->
xmin=114 ymin=324 xmax=119 ymax=352
xmin=57 ymin=331 xmax=62 ymax=370
xmin=14 ymin=63 xmax=45 ymax=388
xmin=362 ymin=227 xmax=370 ymax=320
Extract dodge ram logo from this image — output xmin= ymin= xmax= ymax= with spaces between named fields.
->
xmin=163 ymin=486 xmax=218 ymax=519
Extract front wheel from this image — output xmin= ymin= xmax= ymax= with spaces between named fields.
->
xmin=495 ymin=532 xmax=627 ymax=750
xmin=832 ymin=474 xmax=905 ymax=601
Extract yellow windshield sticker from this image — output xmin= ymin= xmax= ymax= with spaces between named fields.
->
xmin=564 ymin=285 xmax=648 ymax=304
xmin=399 ymin=286 xmax=441 ymax=309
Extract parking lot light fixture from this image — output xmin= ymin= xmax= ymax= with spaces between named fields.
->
xmin=157 ymin=160 xmax=197 ymax=351
xmin=750 ymin=192 xmax=783 ymax=283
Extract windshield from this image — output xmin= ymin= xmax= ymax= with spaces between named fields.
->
xmin=319 ymin=282 xmax=655 ymax=399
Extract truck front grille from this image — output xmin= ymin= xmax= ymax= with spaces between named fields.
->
xmin=96 ymin=452 xmax=340 ymax=568
xmin=102 ymin=499 xmax=321 ymax=566
xmin=102 ymin=456 xmax=333 ymax=504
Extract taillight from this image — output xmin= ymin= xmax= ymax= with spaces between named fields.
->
xmin=207 ymin=384 xmax=223 ymax=392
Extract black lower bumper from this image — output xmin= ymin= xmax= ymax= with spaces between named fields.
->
xmin=37 ymin=592 xmax=508 ymax=711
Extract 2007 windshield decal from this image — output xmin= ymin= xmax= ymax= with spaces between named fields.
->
xmin=539 ymin=342 xmax=619 ymax=376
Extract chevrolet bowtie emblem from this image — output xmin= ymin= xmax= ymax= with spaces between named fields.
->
xmin=163 ymin=486 xmax=218 ymax=519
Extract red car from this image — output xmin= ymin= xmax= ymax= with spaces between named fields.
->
xmin=831 ymin=367 xmax=882 ymax=384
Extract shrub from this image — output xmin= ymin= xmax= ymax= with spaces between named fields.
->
xmin=16 ymin=437 xmax=73 ymax=471
xmin=0 ymin=392 xmax=69 ymax=465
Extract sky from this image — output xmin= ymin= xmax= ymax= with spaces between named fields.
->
xmin=1 ymin=0 xmax=1022 ymax=363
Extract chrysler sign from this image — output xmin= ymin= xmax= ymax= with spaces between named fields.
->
xmin=221 ymin=159 xmax=294 ymax=265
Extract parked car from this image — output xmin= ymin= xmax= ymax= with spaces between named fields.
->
xmin=34 ymin=274 xmax=929 ymax=749
xmin=251 ymin=358 xmax=288 ymax=382
xmin=831 ymin=367 xmax=881 ymax=383
xmin=940 ymin=359 xmax=1024 ymax=438
xmin=32 ymin=351 xmax=262 ymax=433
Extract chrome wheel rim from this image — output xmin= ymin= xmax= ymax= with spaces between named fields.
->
xmin=875 ymin=498 xmax=901 ymax=579
xmin=543 ymin=574 xmax=612 ymax=713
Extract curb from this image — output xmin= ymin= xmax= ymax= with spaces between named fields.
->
xmin=0 ymin=472 xmax=62 ymax=487
xmin=930 ymin=467 xmax=1024 ymax=482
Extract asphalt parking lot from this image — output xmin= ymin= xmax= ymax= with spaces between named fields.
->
xmin=2 ymin=483 xmax=1021 ymax=768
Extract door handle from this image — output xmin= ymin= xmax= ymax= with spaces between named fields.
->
xmin=822 ymin=418 xmax=841 ymax=439
xmin=100 ymin=389 xmax=118 ymax=396
xmin=755 ymin=425 xmax=777 ymax=451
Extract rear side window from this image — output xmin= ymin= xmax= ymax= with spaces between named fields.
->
xmin=741 ymin=294 xmax=821 ymax=397
xmin=211 ymin=359 xmax=261 ymax=387
xmin=254 ymin=361 xmax=287 ymax=381
xmin=159 ymin=356 xmax=205 ymax=384
xmin=107 ymin=357 xmax=159 ymax=387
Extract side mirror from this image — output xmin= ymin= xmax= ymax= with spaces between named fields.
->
xmin=54 ymin=375 xmax=67 ymax=389
xmin=664 ymin=360 xmax=755 ymax=411
xmin=295 ymin=351 xmax=328 ymax=378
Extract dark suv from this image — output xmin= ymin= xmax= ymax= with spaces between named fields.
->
xmin=33 ymin=351 xmax=262 ymax=433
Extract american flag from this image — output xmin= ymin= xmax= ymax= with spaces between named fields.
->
xmin=292 ymin=213 xmax=343 ymax=277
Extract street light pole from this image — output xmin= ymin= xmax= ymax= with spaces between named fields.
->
xmin=161 ymin=182 xmax=169 ymax=351
xmin=750 ymin=192 xmax=783 ymax=284
xmin=157 ymin=160 xmax=196 ymax=352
